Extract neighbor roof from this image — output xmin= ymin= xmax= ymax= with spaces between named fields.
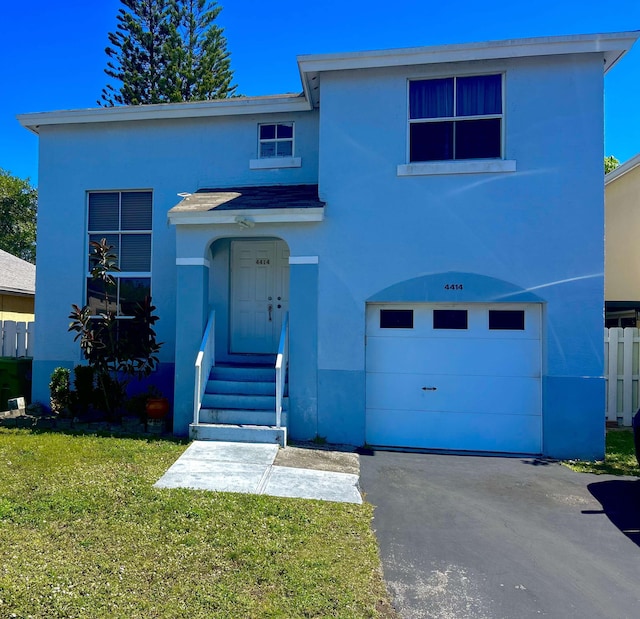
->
xmin=0 ymin=249 xmax=35 ymax=296
xmin=17 ymin=31 xmax=639 ymax=132
xmin=605 ymin=152 xmax=640 ymax=185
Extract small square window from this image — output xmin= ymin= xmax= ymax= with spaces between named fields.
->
xmin=489 ymin=310 xmax=525 ymax=330
xmin=258 ymin=122 xmax=294 ymax=159
xmin=433 ymin=310 xmax=468 ymax=330
xmin=380 ymin=309 xmax=414 ymax=329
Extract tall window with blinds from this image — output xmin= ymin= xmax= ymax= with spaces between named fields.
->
xmin=87 ymin=191 xmax=152 ymax=317
xmin=409 ymin=74 xmax=503 ymax=162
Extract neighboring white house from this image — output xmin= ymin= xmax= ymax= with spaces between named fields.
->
xmin=18 ymin=31 xmax=639 ymax=459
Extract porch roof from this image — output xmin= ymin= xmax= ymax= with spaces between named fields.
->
xmin=168 ymin=184 xmax=325 ymax=225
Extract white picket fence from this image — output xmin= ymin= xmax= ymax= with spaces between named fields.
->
xmin=605 ymin=327 xmax=640 ymax=426
xmin=0 ymin=321 xmax=34 ymax=358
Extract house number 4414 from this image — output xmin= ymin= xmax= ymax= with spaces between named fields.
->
xmin=256 ymin=259 xmax=270 ymax=265
xmin=444 ymin=284 xmax=463 ymax=290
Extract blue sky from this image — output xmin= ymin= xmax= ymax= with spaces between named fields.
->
xmin=1 ymin=0 xmax=639 ymax=184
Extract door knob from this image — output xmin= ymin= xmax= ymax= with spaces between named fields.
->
xmin=268 ymin=304 xmax=273 ymax=321
xmin=421 ymin=387 xmax=437 ymax=391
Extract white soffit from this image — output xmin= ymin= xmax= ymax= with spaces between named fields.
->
xmin=168 ymin=207 xmax=324 ymax=225
xmin=298 ymin=31 xmax=639 ymax=107
xmin=17 ymin=94 xmax=311 ymax=134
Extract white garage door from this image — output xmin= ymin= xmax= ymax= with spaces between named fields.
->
xmin=365 ymin=303 xmax=542 ymax=454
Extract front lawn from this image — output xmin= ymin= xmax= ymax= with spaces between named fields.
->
xmin=0 ymin=429 xmax=394 ymax=618
xmin=564 ymin=430 xmax=639 ymax=476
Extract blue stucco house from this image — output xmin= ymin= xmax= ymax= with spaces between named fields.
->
xmin=19 ymin=31 xmax=639 ymax=459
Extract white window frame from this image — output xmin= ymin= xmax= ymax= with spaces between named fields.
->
xmin=249 ymin=122 xmax=301 ymax=170
xmin=258 ymin=122 xmax=295 ymax=159
xmin=399 ymin=72 xmax=516 ymax=177
xmin=86 ymin=190 xmax=153 ymax=318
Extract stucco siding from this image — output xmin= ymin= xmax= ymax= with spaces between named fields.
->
xmin=31 ymin=111 xmax=319 ymax=406
xmin=28 ymin=46 xmax=609 ymax=458
xmin=313 ymin=53 xmax=605 ymax=452
xmin=0 ymin=294 xmax=34 ymax=322
xmin=605 ymin=163 xmax=640 ymax=301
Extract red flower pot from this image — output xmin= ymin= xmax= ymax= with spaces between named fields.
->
xmin=146 ymin=397 xmax=170 ymax=420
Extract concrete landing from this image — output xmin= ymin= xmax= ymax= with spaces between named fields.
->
xmin=154 ymin=440 xmax=362 ymax=504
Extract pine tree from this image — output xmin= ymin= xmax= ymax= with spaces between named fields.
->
xmin=165 ymin=0 xmax=236 ymax=101
xmin=99 ymin=0 xmax=235 ymax=106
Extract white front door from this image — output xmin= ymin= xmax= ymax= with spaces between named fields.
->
xmin=230 ymin=240 xmax=289 ymax=354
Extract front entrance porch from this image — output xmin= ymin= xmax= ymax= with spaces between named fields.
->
xmin=190 ymin=238 xmax=290 ymax=446
xmin=169 ymin=185 xmax=323 ymax=443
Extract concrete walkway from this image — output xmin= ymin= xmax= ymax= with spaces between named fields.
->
xmin=154 ymin=440 xmax=362 ymax=504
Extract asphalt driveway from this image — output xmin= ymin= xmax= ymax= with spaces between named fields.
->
xmin=359 ymin=451 xmax=640 ymax=619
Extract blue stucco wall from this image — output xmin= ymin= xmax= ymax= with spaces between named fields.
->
xmin=310 ymin=53 xmax=605 ymax=458
xmin=31 ymin=110 xmax=319 ymax=408
xmin=32 ymin=50 xmax=606 ymax=459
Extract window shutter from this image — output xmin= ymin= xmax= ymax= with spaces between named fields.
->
xmin=88 ymin=193 xmax=119 ymax=231
xmin=120 ymin=234 xmax=151 ymax=271
xmin=121 ymin=192 xmax=152 ymax=230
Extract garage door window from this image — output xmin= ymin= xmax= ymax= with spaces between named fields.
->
xmin=433 ymin=309 xmax=468 ymax=330
xmin=380 ymin=309 xmax=414 ymax=329
xmin=489 ymin=310 xmax=525 ymax=330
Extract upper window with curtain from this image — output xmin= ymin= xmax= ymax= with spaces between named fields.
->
xmin=408 ymin=74 xmax=503 ymax=162
xmin=87 ymin=191 xmax=152 ymax=317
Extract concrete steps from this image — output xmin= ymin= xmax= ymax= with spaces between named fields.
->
xmin=189 ymin=423 xmax=286 ymax=445
xmin=191 ymin=363 xmax=287 ymax=446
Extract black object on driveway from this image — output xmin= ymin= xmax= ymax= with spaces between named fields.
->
xmin=360 ymin=450 xmax=639 ymax=619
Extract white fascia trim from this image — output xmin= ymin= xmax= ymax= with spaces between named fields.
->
xmin=289 ymin=256 xmax=319 ymax=264
xmin=398 ymin=160 xmax=516 ymax=176
xmin=298 ymin=32 xmax=638 ymax=74
xmin=176 ymin=258 xmax=211 ymax=268
xmin=17 ymin=95 xmax=312 ymax=134
xmin=169 ymin=207 xmax=324 ymax=226
xmin=605 ymin=152 xmax=640 ymax=185
xmin=249 ymin=157 xmax=302 ymax=170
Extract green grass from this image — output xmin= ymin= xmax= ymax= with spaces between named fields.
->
xmin=0 ymin=429 xmax=394 ymax=619
xmin=564 ymin=430 xmax=640 ymax=476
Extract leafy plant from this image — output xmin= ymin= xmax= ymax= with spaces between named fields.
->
xmin=68 ymin=238 xmax=162 ymax=419
xmin=49 ymin=367 xmax=71 ymax=417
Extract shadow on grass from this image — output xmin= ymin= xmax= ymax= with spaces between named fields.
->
xmin=586 ymin=479 xmax=640 ymax=547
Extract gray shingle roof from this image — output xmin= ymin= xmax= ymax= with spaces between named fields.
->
xmin=169 ymin=184 xmax=325 ymax=214
xmin=0 ymin=250 xmax=35 ymax=296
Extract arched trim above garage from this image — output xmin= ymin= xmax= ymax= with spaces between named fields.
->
xmin=368 ymin=271 xmax=545 ymax=304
